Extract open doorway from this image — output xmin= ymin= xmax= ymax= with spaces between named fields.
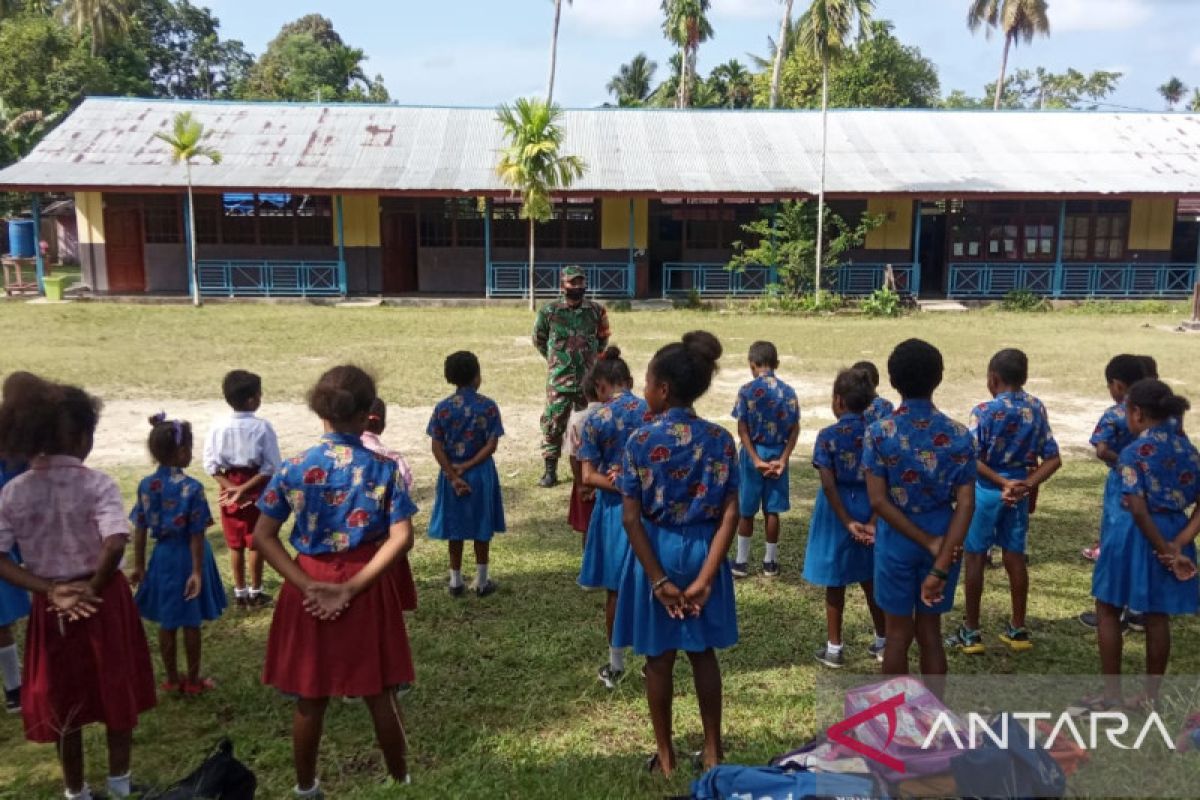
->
xmin=647 ymin=201 xmax=682 ymax=297
xmin=380 ymin=211 xmax=418 ymax=294
xmin=917 ymin=203 xmax=948 ymax=297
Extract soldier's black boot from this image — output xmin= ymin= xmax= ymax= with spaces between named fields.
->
xmin=538 ymin=458 xmax=559 ymax=488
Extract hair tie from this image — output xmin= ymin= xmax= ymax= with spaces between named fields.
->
xmin=150 ymin=411 xmax=167 ymax=425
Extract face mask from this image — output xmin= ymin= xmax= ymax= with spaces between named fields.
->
xmin=564 ymin=288 xmax=586 ymax=301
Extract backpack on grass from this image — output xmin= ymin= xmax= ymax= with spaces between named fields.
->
xmin=144 ymin=738 xmax=256 ymax=800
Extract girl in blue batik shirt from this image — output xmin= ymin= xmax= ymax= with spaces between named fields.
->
xmin=428 ymin=351 xmax=506 ymax=598
xmin=1092 ymin=379 xmax=1200 ymax=710
xmin=128 ymin=414 xmax=227 ymax=696
xmin=613 ymin=331 xmax=739 ymax=778
xmin=577 ymin=346 xmax=653 ymax=690
xmin=854 ymin=361 xmax=895 ymax=424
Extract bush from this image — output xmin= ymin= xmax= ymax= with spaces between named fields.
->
xmin=1000 ymin=289 xmax=1050 ymax=312
xmin=859 ymin=287 xmax=904 ymax=318
xmin=747 ymin=285 xmax=845 ymax=314
xmin=1064 ymin=299 xmax=1182 ymax=315
xmin=610 ymin=299 xmax=632 ymax=312
xmin=671 ymin=288 xmax=712 ymax=311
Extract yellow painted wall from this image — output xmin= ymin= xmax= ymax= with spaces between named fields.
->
xmin=600 ymin=197 xmax=648 ymax=250
xmin=74 ymin=191 xmax=105 ymax=244
xmin=1128 ymin=198 xmax=1175 ymax=251
xmin=339 ymin=195 xmax=381 ymax=247
xmin=864 ymin=197 xmax=914 ymax=251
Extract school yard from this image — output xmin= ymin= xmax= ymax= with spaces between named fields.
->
xmin=1 ymin=301 xmax=1199 ymax=798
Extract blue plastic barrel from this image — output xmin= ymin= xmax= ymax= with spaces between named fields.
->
xmin=6 ymin=219 xmax=35 ymax=258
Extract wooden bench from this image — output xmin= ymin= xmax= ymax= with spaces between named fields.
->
xmin=2 ymin=257 xmax=39 ymax=296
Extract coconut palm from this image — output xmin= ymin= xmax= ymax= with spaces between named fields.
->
xmin=661 ymin=0 xmax=713 ymax=108
xmin=154 ymin=111 xmax=222 ymax=307
xmin=967 ymin=0 xmax=1050 ymax=111
xmin=57 ymin=0 xmax=135 ymax=54
xmin=709 ymin=59 xmax=754 ymax=108
xmin=1188 ymin=88 xmax=1200 ymax=113
xmin=495 ymin=98 xmax=586 ymax=311
xmin=607 ymin=53 xmax=658 ymax=107
xmin=770 ymin=0 xmax=796 ymax=109
xmin=1159 ymin=77 xmax=1188 ymax=110
xmin=546 ymin=0 xmax=574 ymax=104
xmin=798 ymin=0 xmax=873 ymax=298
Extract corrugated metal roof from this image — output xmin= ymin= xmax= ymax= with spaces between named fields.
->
xmin=2 ymin=97 xmax=1200 ymax=196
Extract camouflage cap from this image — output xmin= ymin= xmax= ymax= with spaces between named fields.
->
xmin=561 ymin=265 xmax=586 ymax=281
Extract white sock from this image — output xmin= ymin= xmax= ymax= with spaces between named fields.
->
xmin=234 ymin=587 xmax=249 ymax=599
xmin=874 ymin=635 xmax=887 ymax=648
xmin=736 ymin=535 xmax=752 ymax=563
xmin=764 ymin=542 xmax=779 ymax=563
xmin=0 ymin=644 xmax=20 ymax=691
xmin=294 ymin=780 xmax=321 ymax=798
xmin=64 ymin=787 xmax=92 ymax=800
xmin=827 ymin=641 xmax=843 ymax=655
xmin=449 ymin=569 xmax=463 ymax=588
xmin=609 ymin=647 xmax=626 ymax=672
xmin=249 ymin=585 xmax=262 ymax=597
xmin=476 ymin=563 xmax=490 ymax=586
xmin=106 ymin=774 xmax=132 ymax=799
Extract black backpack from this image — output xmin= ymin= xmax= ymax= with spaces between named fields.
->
xmin=145 ymin=738 xmax=257 ymax=800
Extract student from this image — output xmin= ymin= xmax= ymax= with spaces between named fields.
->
xmin=0 ymin=372 xmax=36 ymax=714
xmin=0 ymin=375 xmax=156 ymax=800
xmin=731 ymin=341 xmax=800 ymax=578
xmin=129 ymin=413 xmax=227 ymax=695
xmin=255 ymin=366 xmax=417 ymax=798
xmin=863 ymin=339 xmax=976 ymax=684
xmin=612 ymin=331 xmax=739 ymax=777
xmin=950 ymin=349 xmax=1061 ymax=655
xmin=203 ymin=369 xmax=282 ymax=608
xmin=854 ymin=360 xmax=895 ymax=424
xmin=1091 ymin=379 xmax=1199 ymax=709
xmin=804 ymin=368 xmax=887 ymax=667
xmin=577 ymin=346 xmax=652 ymax=689
xmin=361 ymin=398 xmax=418 ymax=617
xmin=565 ymin=376 xmax=603 ymax=544
xmin=427 ymin=352 xmax=506 ymax=597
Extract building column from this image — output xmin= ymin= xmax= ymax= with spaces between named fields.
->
xmin=1053 ymin=200 xmax=1067 ymax=298
xmin=769 ymin=201 xmax=779 ymax=286
xmin=31 ymin=193 xmax=44 ymax=294
xmin=911 ymin=202 xmax=923 ymax=298
xmin=484 ymin=198 xmax=493 ymax=298
xmin=335 ymin=196 xmax=348 ymax=296
xmin=182 ymin=193 xmax=196 ymax=298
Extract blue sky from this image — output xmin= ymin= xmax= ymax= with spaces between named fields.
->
xmin=202 ymin=0 xmax=1200 ymax=110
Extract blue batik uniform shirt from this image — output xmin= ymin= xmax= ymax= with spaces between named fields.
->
xmin=577 ymin=389 xmax=652 ymax=477
xmin=1119 ymin=424 xmax=1200 ymax=513
xmin=864 ymin=400 xmax=977 ymax=515
xmin=864 ymin=396 xmax=895 ymax=425
xmin=732 ymin=372 xmax=800 ymax=447
xmin=427 ymin=387 xmax=505 ymax=462
xmin=258 ymin=433 xmax=418 ymax=555
xmin=129 ymin=466 xmax=213 ymax=539
xmin=813 ymin=413 xmax=868 ymax=486
xmin=619 ymin=408 xmax=739 ymax=526
xmin=969 ymin=390 xmax=1059 ymax=477
xmin=1091 ymin=404 xmax=1135 ymax=471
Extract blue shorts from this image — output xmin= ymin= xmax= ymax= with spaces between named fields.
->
xmin=965 ymin=479 xmax=1029 ymax=555
xmin=738 ymin=444 xmax=790 ymax=518
xmin=873 ymin=507 xmax=960 ymax=617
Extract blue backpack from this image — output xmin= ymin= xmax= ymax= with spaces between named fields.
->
xmin=949 ymin=714 xmax=1066 ymax=799
xmin=688 ymin=765 xmax=880 ymax=799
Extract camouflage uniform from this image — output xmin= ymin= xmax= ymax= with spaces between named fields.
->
xmin=533 ymin=297 xmax=610 ymax=460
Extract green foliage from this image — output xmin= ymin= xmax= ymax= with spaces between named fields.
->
xmin=1064 ymin=299 xmax=1183 ymax=315
xmin=969 ymin=67 xmax=1123 ymax=110
xmin=728 ymin=200 xmax=881 ymax=295
xmin=859 ymin=286 xmax=903 ymax=317
xmin=124 ymin=0 xmax=253 ymax=100
xmin=237 ymin=14 xmax=386 ymax=102
xmin=659 ymin=0 xmax=712 ymax=107
xmin=494 ymin=98 xmax=586 ymax=223
xmin=706 ymin=59 xmax=754 ymax=108
xmin=671 ymin=288 xmax=712 ymax=311
xmin=607 ymin=53 xmax=657 ymax=107
xmin=999 ymin=288 xmax=1050 ymax=312
xmin=0 ymin=12 xmax=113 ymax=116
xmin=796 ymin=0 xmax=875 ymax=65
xmin=748 ymin=284 xmax=845 ymax=314
xmin=610 ymin=299 xmax=633 ymax=312
xmin=1159 ymin=76 xmax=1188 ymax=110
xmin=153 ymin=110 xmax=221 ymax=167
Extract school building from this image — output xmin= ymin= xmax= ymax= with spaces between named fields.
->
xmin=2 ymin=97 xmax=1199 ymax=301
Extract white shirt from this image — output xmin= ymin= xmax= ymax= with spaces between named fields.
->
xmin=202 ymin=411 xmax=283 ymax=476
xmin=564 ymin=402 xmax=603 ymax=460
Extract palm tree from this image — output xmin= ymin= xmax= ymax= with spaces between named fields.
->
xmin=661 ymin=0 xmax=713 ymax=108
xmin=798 ymin=0 xmax=873 ymax=298
xmin=709 ymin=59 xmax=754 ymax=108
xmin=495 ymin=98 xmax=586 ymax=311
xmin=546 ymin=0 xmax=573 ymax=104
xmin=1159 ymin=77 xmax=1188 ymax=110
xmin=770 ymin=0 xmax=796 ymax=109
xmin=57 ymin=0 xmax=135 ymax=54
xmin=607 ymin=54 xmax=658 ymax=107
xmin=154 ymin=111 xmax=222 ymax=307
xmin=967 ymin=0 xmax=1050 ymax=111
xmin=1189 ymin=88 xmax=1200 ymax=113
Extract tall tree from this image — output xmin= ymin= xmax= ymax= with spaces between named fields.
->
xmin=58 ymin=0 xmax=135 ymax=54
xmin=976 ymin=67 xmax=1121 ymax=110
xmin=0 ymin=12 xmax=113 ymax=115
xmin=125 ymin=0 xmax=254 ymax=100
xmin=1158 ymin=76 xmax=1187 ymax=110
xmin=1189 ymin=88 xmax=1200 ymax=113
xmin=546 ymin=0 xmax=572 ymax=104
xmin=661 ymin=0 xmax=712 ymax=108
xmin=708 ymin=59 xmax=753 ymax=108
xmin=607 ymin=53 xmax=657 ymax=107
xmin=967 ymin=0 xmax=1050 ymax=111
xmin=798 ymin=0 xmax=873 ymax=298
xmin=769 ymin=0 xmax=795 ymax=108
xmin=238 ymin=14 xmax=386 ymax=102
xmin=495 ymin=98 xmax=586 ymax=311
xmin=154 ymin=111 xmax=221 ymax=308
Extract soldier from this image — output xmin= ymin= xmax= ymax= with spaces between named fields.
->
xmin=533 ymin=266 xmax=610 ymax=488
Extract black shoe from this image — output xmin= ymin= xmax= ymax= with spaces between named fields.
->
xmin=538 ymin=458 xmax=559 ymax=488
xmin=473 ymin=579 xmax=498 ymax=598
xmin=248 ymin=591 xmax=273 ymax=608
xmin=762 ymin=561 xmax=780 ymax=578
xmin=448 ymin=582 xmax=466 ymax=598
xmin=4 ymin=687 xmax=19 ymax=714
xmin=1124 ymin=611 xmax=1146 ymax=632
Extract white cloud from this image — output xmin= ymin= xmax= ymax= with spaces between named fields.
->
xmin=1051 ymin=0 xmax=1151 ymax=32
xmin=568 ymin=0 xmax=662 ymax=37
xmin=710 ymin=0 xmax=782 ymax=21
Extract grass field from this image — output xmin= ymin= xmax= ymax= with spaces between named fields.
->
xmin=0 ymin=302 xmax=1199 ymax=798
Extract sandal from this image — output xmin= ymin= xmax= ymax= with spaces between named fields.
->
xmin=645 ymin=752 xmax=676 ymax=776
xmin=1067 ymin=694 xmax=1120 ymax=717
xmin=182 ymin=677 xmax=216 ymax=695
xmin=159 ymin=679 xmax=182 ymax=694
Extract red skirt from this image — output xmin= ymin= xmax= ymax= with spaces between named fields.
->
xmin=263 ymin=544 xmax=415 ymax=699
xmin=568 ymin=483 xmax=595 ymax=534
xmin=396 ymin=556 xmax=418 ymax=612
xmin=23 ymin=573 xmax=156 ymax=743
xmin=219 ymin=467 xmax=262 ymax=550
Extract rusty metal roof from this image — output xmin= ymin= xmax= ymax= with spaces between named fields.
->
xmin=2 ymin=97 xmax=1200 ymax=196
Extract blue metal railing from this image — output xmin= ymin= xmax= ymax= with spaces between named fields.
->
xmin=949 ymin=262 xmax=1200 ymax=299
xmin=836 ymin=263 xmax=917 ymax=296
xmin=197 ymin=260 xmax=343 ymax=297
xmin=662 ymin=264 xmax=773 ymax=298
xmin=487 ymin=262 xmax=634 ymax=298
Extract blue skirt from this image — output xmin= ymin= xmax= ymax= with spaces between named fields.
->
xmin=612 ymin=519 xmax=738 ymax=657
xmin=873 ymin=506 xmax=960 ymax=617
xmin=802 ymin=483 xmax=874 ymax=587
xmin=1098 ymin=469 xmax=1126 ymax=545
xmin=428 ymin=457 xmax=506 ymax=542
xmin=738 ymin=444 xmax=791 ymax=517
xmin=578 ymin=490 xmax=630 ymax=591
xmin=1093 ymin=510 xmax=1199 ymax=615
xmin=965 ymin=477 xmax=1030 ymax=555
xmin=0 ymin=552 xmax=30 ymax=627
xmin=134 ymin=537 xmax=227 ymax=631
